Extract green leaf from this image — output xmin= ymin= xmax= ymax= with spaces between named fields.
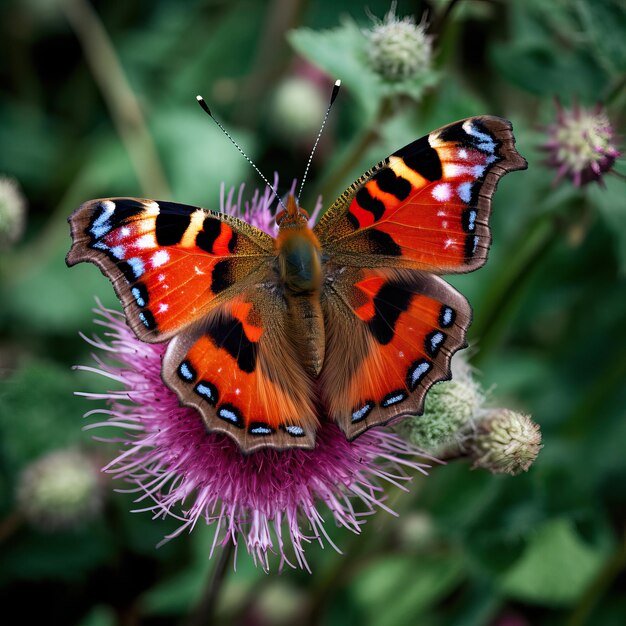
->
xmin=575 ymin=0 xmax=626 ymax=75
xmin=351 ymin=553 xmax=464 ymax=625
xmin=0 ymin=359 xmax=101 ymax=472
xmin=500 ymin=518 xmax=608 ymax=607
xmin=151 ymin=107 xmax=257 ymax=208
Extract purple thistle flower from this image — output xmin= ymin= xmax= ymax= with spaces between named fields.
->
xmin=220 ymin=174 xmax=322 ymax=236
xmin=542 ymin=101 xmax=622 ymax=187
xmin=77 ymin=182 xmax=431 ymax=572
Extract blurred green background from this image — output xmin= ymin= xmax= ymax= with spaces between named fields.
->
xmin=1 ymin=0 xmax=625 ymax=624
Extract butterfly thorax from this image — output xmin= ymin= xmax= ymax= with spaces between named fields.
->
xmin=275 ymin=195 xmax=325 ymax=377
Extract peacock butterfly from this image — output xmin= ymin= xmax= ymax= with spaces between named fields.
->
xmin=67 ymin=113 xmax=526 ymax=453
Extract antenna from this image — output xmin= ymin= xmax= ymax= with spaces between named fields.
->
xmin=196 ymin=95 xmax=286 ymax=211
xmin=298 ymin=79 xmax=341 ymax=202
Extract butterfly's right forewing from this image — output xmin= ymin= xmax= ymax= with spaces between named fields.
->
xmin=67 ymin=197 xmax=275 ymax=342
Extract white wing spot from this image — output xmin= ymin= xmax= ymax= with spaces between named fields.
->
xmin=194 ymin=266 xmax=204 ymax=275
xmin=136 ymin=234 xmax=155 ymax=249
xmin=432 ymin=183 xmax=451 ymax=202
xmin=444 ymin=238 xmax=455 ymax=249
xmin=152 ymin=250 xmax=170 ymax=267
xmin=158 ymin=303 xmax=169 ymax=313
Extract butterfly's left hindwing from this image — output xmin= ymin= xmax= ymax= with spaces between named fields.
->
xmin=320 ymin=266 xmax=471 ymax=439
xmin=67 ymin=198 xmax=274 ymax=342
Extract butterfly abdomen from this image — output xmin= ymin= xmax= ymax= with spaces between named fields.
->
xmin=276 ymin=225 xmax=325 ymax=377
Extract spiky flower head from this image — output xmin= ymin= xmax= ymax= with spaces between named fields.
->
xmin=365 ymin=4 xmax=432 ymax=82
xmin=543 ymin=101 xmax=622 ymax=187
xmin=466 ymin=410 xmax=541 ymax=475
xmin=220 ymin=174 xmax=322 ymax=236
xmin=78 ymin=181 xmax=430 ymax=572
xmin=0 ymin=175 xmax=26 ymax=250
xmin=397 ymin=357 xmax=483 ymax=452
xmin=16 ymin=449 xmax=103 ymax=530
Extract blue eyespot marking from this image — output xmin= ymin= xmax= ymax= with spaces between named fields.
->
xmin=352 ymin=401 xmax=374 ymax=423
xmin=194 ymin=381 xmax=218 ymax=406
xmin=109 ymin=245 xmax=125 ymax=260
xmin=381 ymin=391 xmax=408 ymax=407
xmin=407 ymin=359 xmax=431 ymax=391
xmin=89 ymin=203 xmax=116 ymax=239
xmin=284 ymin=424 xmax=305 ymax=437
xmin=219 ymin=408 xmax=239 ymax=424
xmin=426 ymin=331 xmax=445 ymax=357
xmin=138 ymin=309 xmax=156 ymax=330
xmin=440 ymin=306 xmax=454 ymax=328
xmin=127 ymin=257 xmax=145 ymax=278
xmin=177 ymin=360 xmax=196 ymax=382
xmin=467 ymin=210 xmax=476 ymax=231
xmin=131 ymin=286 xmax=145 ymax=307
xmin=457 ymin=182 xmax=472 ymax=203
xmin=249 ymin=422 xmax=275 ymax=436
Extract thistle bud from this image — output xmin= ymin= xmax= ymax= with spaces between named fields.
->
xmin=17 ymin=449 xmax=103 ymax=531
xmin=0 ymin=176 xmax=26 ymax=250
xmin=543 ymin=102 xmax=621 ymax=187
xmin=365 ymin=5 xmax=432 ymax=82
xmin=269 ymin=76 xmax=327 ymax=143
xmin=468 ymin=410 xmax=541 ymax=475
xmin=398 ymin=358 xmax=483 ymax=451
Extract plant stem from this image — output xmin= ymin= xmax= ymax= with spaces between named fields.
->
xmin=471 ymin=214 xmax=560 ymax=366
xmin=182 ymin=541 xmax=234 ymax=626
xmin=0 ymin=511 xmax=22 ymax=544
xmin=61 ymin=0 xmax=170 ymax=198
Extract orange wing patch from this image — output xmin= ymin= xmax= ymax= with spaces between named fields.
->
xmin=320 ymin=267 xmax=471 ymax=440
xmin=162 ymin=296 xmax=318 ymax=453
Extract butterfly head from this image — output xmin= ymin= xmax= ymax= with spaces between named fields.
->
xmin=276 ymin=194 xmax=310 ymax=230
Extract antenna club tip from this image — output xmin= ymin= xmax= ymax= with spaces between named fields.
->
xmin=330 ymin=79 xmax=341 ymax=105
xmin=196 ymin=95 xmax=212 ymax=116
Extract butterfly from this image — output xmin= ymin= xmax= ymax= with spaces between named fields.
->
xmin=67 ymin=115 xmax=526 ymax=453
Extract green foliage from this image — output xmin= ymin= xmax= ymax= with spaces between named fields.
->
xmin=500 ymin=518 xmax=608 ymax=607
xmin=0 ymin=0 xmax=625 ymax=624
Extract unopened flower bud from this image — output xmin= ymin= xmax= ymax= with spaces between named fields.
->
xmin=269 ymin=77 xmax=327 ymax=143
xmin=398 ymin=359 xmax=483 ymax=451
xmin=365 ymin=6 xmax=432 ymax=82
xmin=17 ymin=449 xmax=103 ymax=531
xmin=0 ymin=176 xmax=26 ymax=250
xmin=468 ymin=410 xmax=541 ymax=475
